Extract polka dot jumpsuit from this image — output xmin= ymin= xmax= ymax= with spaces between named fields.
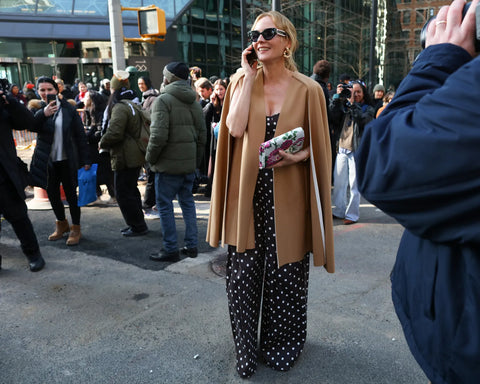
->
xmin=226 ymin=114 xmax=310 ymax=378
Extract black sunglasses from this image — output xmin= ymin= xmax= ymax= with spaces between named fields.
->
xmin=247 ymin=28 xmax=287 ymax=43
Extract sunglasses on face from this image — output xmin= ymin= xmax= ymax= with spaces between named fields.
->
xmin=247 ymin=27 xmax=287 ymax=43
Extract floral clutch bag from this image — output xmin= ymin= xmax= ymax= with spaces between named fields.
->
xmin=259 ymin=127 xmax=305 ymax=169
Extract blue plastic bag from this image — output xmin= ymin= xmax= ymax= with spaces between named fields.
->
xmin=77 ymin=164 xmax=98 ymax=207
xmin=212 ymin=122 xmax=220 ymax=139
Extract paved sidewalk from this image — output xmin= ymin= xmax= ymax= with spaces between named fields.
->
xmin=0 ymin=195 xmax=428 ymax=383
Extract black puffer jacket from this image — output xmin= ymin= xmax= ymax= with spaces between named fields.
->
xmin=28 ymin=98 xmax=89 ymax=189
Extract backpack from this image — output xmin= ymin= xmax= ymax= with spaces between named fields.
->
xmin=120 ymin=100 xmax=151 ymax=154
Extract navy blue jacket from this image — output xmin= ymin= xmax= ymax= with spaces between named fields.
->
xmin=356 ymin=44 xmax=480 ymax=384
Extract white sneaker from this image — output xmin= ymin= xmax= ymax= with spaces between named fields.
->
xmin=105 ymin=197 xmax=117 ymax=205
xmin=144 ymin=212 xmax=160 ymax=220
xmin=87 ymin=196 xmax=104 ymax=206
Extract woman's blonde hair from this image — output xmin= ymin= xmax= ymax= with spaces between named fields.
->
xmin=252 ymin=11 xmax=298 ymax=72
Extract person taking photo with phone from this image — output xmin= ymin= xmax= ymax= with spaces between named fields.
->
xmin=28 ymin=76 xmax=90 ymax=246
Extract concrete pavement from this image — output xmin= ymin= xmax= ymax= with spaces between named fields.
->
xmin=0 ymin=174 xmax=427 ymax=383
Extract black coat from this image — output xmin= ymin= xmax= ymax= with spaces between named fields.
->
xmin=29 ymin=98 xmax=89 ymax=189
xmin=0 ymin=96 xmax=35 ymax=199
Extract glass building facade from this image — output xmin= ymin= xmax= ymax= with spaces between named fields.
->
xmin=174 ymin=0 xmax=407 ymax=88
xmin=0 ymin=0 xmax=411 ymax=91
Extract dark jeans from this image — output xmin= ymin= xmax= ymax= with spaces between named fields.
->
xmin=155 ymin=172 xmax=197 ymax=253
xmin=0 ymin=180 xmax=40 ymax=259
xmin=47 ymin=160 xmax=81 ymax=225
xmin=114 ymin=167 xmax=147 ymax=232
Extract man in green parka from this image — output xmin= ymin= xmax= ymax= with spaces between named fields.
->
xmin=146 ymin=62 xmax=206 ymax=262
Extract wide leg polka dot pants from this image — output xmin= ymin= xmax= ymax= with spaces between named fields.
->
xmin=226 ymin=114 xmax=310 ymax=378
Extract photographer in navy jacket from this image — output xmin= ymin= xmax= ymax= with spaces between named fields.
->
xmin=356 ymin=1 xmax=480 ymax=383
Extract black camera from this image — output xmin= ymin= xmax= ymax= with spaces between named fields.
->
xmin=339 ymin=84 xmax=352 ymax=99
xmin=420 ymin=1 xmax=480 ymax=52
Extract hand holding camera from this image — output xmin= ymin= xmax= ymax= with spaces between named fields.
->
xmin=338 ymin=84 xmax=352 ymax=99
xmin=421 ymin=0 xmax=480 ymax=56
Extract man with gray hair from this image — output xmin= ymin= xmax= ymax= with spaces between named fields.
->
xmin=147 ymin=62 xmax=206 ymax=262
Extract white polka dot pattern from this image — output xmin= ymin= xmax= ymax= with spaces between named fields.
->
xmin=225 ymin=114 xmax=310 ymax=378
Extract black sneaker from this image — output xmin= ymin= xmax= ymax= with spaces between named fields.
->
xmin=29 ymin=255 xmax=45 ymax=272
xmin=150 ymin=250 xmax=180 ymax=262
xmin=122 ymin=228 xmax=149 ymax=237
xmin=181 ymin=246 xmax=198 ymax=258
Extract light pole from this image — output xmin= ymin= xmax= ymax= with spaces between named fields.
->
xmin=108 ymin=0 xmax=126 ymax=72
xmin=240 ymin=0 xmax=247 ymax=49
xmin=272 ymin=0 xmax=281 ymax=12
xmin=368 ymin=0 xmax=378 ymax=88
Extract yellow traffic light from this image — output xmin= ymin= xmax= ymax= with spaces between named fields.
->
xmin=138 ymin=6 xmax=166 ymax=38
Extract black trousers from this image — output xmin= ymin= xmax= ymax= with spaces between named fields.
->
xmin=226 ymin=167 xmax=310 ymax=378
xmin=0 ymin=180 xmax=40 ymax=259
xmin=142 ymin=163 xmax=156 ymax=209
xmin=47 ymin=160 xmax=81 ymax=225
xmin=114 ymin=167 xmax=147 ymax=232
xmin=96 ymin=152 xmax=115 ymax=198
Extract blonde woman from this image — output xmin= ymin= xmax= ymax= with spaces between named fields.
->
xmin=207 ymin=11 xmax=334 ymax=378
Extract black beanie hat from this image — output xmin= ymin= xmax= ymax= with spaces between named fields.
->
xmin=36 ymin=76 xmax=59 ymax=92
xmin=165 ymin=62 xmax=189 ymax=81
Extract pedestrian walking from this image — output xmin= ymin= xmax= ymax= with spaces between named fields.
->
xmin=0 ymin=88 xmax=45 ymax=271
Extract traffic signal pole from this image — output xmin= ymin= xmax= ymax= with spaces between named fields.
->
xmin=108 ymin=0 xmax=126 ymax=72
xmin=369 ymin=0 xmax=378 ymax=89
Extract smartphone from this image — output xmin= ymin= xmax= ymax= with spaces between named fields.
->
xmin=46 ymin=94 xmax=57 ymax=104
xmin=246 ymin=48 xmax=257 ymax=66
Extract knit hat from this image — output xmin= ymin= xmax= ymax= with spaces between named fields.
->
xmin=163 ymin=62 xmax=189 ymax=83
xmin=100 ymin=78 xmax=110 ymax=87
xmin=26 ymin=83 xmax=35 ymax=90
xmin=373 ymin=84 xmax=385 ymax=93
xmin=110 ymin=70 xmax=130 ymax=91
xmin=36 ymin=76 xmax=59 ymax=92
xmin=339 ymin=73 xmax=351 ymax=82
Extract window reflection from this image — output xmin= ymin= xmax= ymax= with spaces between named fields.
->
xmin=74 ymin=0 xmax=108 ymax=16
xmin=0 ymin=0 xmax=192 ymax=18
xmin=37 ymin=0 xmax=73 ymax=15
xmin=0 ymin=0 xmax=37 ymax=13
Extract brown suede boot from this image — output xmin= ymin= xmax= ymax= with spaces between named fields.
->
xmin=48 ymin=219 xmax=70 ymax=241
xmin=66 ymin=224 xmax=81 ymax=246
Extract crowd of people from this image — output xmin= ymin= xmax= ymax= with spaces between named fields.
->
xmin=1 ymin=1 xmax=479 ymax=382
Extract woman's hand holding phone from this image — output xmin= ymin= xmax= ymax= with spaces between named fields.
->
xmin=44 ymin=94 xmax=58 ymax=117
xmin=246 ymin=46 xmax=257 ymax=66
xmin=242 ymin=45 xmax=258 ymax=76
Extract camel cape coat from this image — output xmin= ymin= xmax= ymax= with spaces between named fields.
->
xmin=207 ymin=68 xmax=334 ymax=271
